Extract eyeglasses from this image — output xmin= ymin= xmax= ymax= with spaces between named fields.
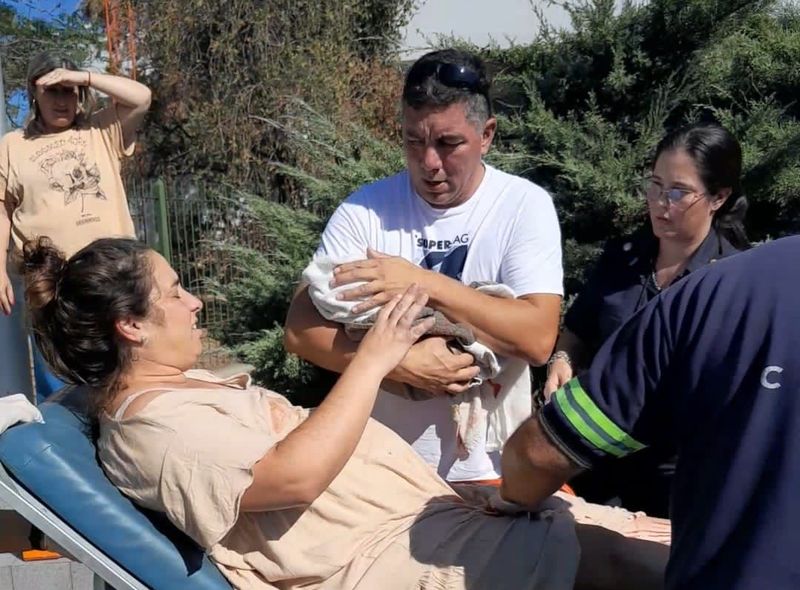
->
xmin=643 ymin=180 xmax=705 ymax=208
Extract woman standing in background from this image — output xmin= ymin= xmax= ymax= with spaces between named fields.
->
xmin=544 ymin=123 xmax=749 ymax=517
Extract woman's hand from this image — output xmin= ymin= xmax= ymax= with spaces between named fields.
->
xmin=35 ymin=68 xmax=89 ymax=89
xmin=543 ymin=357 xmax=573 ymax=400
xmin=0 ymin=270 xmax=14 ymax=316
xmin=356 ymin=284 xmax=435 ymax=377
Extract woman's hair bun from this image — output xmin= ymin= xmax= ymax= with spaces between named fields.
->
xmin=22 ymin=237 xmax=68 ymax=311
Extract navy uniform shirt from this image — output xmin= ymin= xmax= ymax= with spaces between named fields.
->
xmin=540 ymin=236 xmax=800 ymax=589
xmin=564 ymin=226 xmax=740 ymax=355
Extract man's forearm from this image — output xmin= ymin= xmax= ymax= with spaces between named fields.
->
xmin=423 ymin=272 xmax=560 ymax=365
xmin=501 ymin=416 xmax=581 ymax=508
xmin=284 ymin=286 xmax=359 ymax=374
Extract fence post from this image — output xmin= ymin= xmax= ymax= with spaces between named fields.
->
xmin=153 ymin=178 xmax=172 ymax=264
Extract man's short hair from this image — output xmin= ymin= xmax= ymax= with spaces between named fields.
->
xmin=402 ymin=49 xmax=492 ymax=125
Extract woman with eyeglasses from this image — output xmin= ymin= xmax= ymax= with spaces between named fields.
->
xmin=543 ymin=122 xmax=749 ymax=517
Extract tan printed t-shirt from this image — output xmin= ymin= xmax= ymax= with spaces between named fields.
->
xmin=0 ymin=106 xmax=136 ymax=258
xmin=98 ymin=371 xmax=579 ymax=590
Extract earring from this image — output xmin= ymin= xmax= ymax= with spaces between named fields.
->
xmin=139 ymin=336 xmax=148 ymax=345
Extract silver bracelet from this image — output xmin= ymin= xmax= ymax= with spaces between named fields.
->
xmin=547 ymin=350 xmax=572 ymax=368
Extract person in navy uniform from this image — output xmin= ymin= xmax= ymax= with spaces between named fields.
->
xmin=544 ymin=122 xmax=749 ymax=516
xmin=501 ymin=236 xmax=800 ymax=590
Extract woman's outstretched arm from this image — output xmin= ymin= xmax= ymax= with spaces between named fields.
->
xmin=240 ymin=286 xmax=434 ymax=512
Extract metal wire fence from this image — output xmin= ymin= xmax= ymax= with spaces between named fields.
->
xmin=127 ymin=177 xmax=268 ymax=368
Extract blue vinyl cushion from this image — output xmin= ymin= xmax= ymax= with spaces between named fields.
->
xmin=0 ymin=387 xmax=232 ymax=590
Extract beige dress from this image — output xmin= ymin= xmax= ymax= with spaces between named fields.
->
xmin=99 ymin=371 xmax=579 ymax=590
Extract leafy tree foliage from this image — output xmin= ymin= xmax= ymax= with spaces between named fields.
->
xmin=0 ymin=2 xmax=99 ymax=125
xmin=122 ymin=0 xmax=416 ymax=194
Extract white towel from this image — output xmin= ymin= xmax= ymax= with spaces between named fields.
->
xmin=0 ymin=394 xmax=44 ymax=435
xmin=303 ymin=255 xmax=375 ymax=325
xmin=302 ymin=255 xmax=533 ymax=459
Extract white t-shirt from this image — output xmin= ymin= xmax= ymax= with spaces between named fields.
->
xmin=316 ymin=164 xmax=563 ymax=481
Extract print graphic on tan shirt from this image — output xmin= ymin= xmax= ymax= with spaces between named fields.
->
xmin=36 ymin=135 xmax=106 ymax=214
xmin=0 ymin=106 xmax=136 ymax=258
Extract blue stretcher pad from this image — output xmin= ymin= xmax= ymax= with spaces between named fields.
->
xmin=0 ymin=386 xmax=232 ymax=590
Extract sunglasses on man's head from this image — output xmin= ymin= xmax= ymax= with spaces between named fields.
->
xmin=412 ymin=62 xmax=488 ymax=97
xmin=435 ymin=63 xmax=483 ymax=91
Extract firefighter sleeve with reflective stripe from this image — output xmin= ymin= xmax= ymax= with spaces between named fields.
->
xmin=540 ymin=288 xmax=677 ymax=468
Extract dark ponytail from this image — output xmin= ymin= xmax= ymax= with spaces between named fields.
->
xmin=712 ymin=193 xmax=749 ymax=250
xmin=655 ymin=123 xmax=750 ymax=250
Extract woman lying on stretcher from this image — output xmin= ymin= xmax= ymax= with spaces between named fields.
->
xmin=22 ymin=236 xmax=671 ymax=590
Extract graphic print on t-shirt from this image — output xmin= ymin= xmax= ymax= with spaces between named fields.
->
xmin=417 ymin=233 xmax=469 ymax=280
xmin=32 ymin=135 xmax=106 ymax=224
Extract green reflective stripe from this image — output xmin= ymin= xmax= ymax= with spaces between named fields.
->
xmin=561 ymin=382 xmax=632 ymax=456
xmin=553 ymin=387 xmax=626 ymax=457
xmin=568 ymin=379 xmax=645 ymax=453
